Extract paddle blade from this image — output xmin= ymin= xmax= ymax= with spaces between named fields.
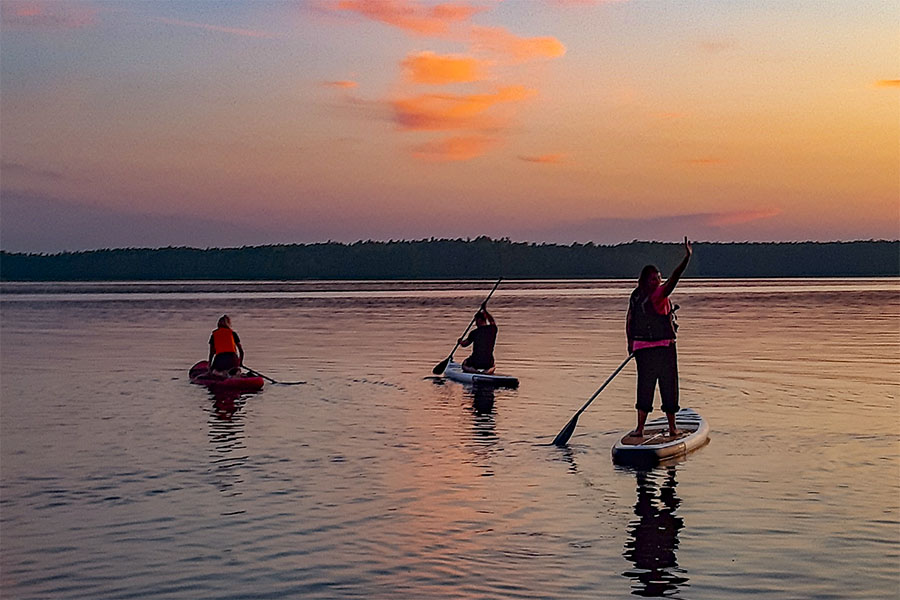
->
xmin=553 ymin=415 xmax=579 ymax=447
xmin=432 ymin=356 xmax=450 ymax=375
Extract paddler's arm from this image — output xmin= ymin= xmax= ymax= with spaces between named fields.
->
xmin=661 ymin=236 xmax=693 ymax=298
xmin=481 ymin=305 xmax=496 ymax=326
xmin=234 ymin=332 xmax=245 ymax=366
xmin=458 ymin=333 xmax=473 ymax=347
xmin=208 ymin=336 xmax=215 ymax=364
xmin=625 ymin=305 xmax=634 ymax=354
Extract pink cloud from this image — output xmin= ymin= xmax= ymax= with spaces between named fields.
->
xmin=401 ymin=51 xmax=488 ymax=84
xmin=322 ymin=80 xmax=359 ymax=88
xmin=471 ymin=26 xmax=566 ymax=62
xmin=1 ymin=1 xmax=97 ymax=29
xmin=705 ymin=208 xmax=781 ymax=226
xmin=334 ymin=0 xmax=481 ymax=36
xmin=698 ymin=39 xmax=737 ymax=53
xmin=155 ymin=17 xmax=279 ymax=38
xmin=411 ymin=135 xmax=497 ymax=161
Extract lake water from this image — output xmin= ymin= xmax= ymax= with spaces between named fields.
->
xmin=1 ymin=278 xmax=898 ymax=599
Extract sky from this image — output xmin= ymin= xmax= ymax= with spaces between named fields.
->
xmin=1 ymin=0 xmax=897 ymax=252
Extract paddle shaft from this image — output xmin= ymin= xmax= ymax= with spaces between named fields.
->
xmin=572 ymin=354 xmax=634 ymax=419
xmin=438 ymin=278 xmax=502 ymax=368
xmin=552 ymin=353 xmax=634 ymax=446
xmin=244 ymin=366 xmax=305 ymax=385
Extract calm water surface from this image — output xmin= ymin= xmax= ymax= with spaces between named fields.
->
xmin=1 ymin=279 xmax=898 ymax=599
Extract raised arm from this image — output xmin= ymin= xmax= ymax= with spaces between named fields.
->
xmin=480 ymin=304 xmax=496 ymax=326
xmin=661 ymin=237 xmax=693 ymax=298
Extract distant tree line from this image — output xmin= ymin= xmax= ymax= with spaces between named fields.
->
xmin=1 ymin=238 xmax=897 ymax=281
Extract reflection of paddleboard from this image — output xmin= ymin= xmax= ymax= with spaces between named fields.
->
xmin=612 ymin=408 xmax=709 ymax=466
xmin=444 ymin=362 xmax=519 ymax=388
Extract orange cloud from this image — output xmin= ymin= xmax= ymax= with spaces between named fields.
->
xmin=401 ymin=51 xmax=487 ymax=84
xmin=705 ymin=209 xmax=781 ymax=226
xmin=156 ymin=17 xmax=279 ymax=38
xmin=411 ymin=135 xmax=497 ymax=161
xmin=1 ymin=1 xmax=97 ymax=29
xmin=391 ymin=85 xmax=537 ymax=131
xmin=875 ymin=79 xmax=900 ymax=88
xmin=334 ymin=0 xmax=481 ymax=36
xmin=686 ymin=158 xmax=724 ymax=166
xmin=322 ymin=80 xmax=359 ymax=88
xmin=519 ymin=153 xmax=568 ymax=164
xmin=471 ymin=26 xmax=566 ymax=62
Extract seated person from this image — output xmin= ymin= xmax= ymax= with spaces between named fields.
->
xmin=458 ymin=303 xmax=498 ymax=374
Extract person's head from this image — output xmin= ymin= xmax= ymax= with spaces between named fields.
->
xmin=638 ymin=265 xmax=662 ymax=292
xmin=475 ymin=311 xmax=488 ymax=326
xmin=217 ymin=314 xmax=231 ymax=329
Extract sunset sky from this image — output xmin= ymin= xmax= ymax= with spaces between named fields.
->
xmin=1 ymin=0 xmax=897 ymax=252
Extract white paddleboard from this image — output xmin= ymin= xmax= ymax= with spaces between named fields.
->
xmin=612 ymin=408 xmax=709 ymax=466
xmin=444 ymin=362 xmax=519 ymax=388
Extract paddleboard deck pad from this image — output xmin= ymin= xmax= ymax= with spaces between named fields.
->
xmin=444 ymin=362 xmax=519 ymax=388
xmin=189 ymin=361 xmax=265 ymax=392
xmin=612 ymin=408 xmax=708 ymax=466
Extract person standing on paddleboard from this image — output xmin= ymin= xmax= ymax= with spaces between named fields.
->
xmin=458 ymin=303 xmax=498 ymax=374
xmin=626 ymin=237 xmax=692 ymax=438
xmin=208 ymin=315 xmax=245 ymax=376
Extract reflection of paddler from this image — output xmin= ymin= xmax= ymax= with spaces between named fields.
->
xmin=208 ymin=315 xmax=245 ymax=376
xmin=622 ymin=467 xmax=687 ymax=596
xmin=457 ymin=303 xmax=498 ymax=374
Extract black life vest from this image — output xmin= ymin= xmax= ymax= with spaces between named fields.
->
xmin=629 ymin=288 xmax=677 ymax=342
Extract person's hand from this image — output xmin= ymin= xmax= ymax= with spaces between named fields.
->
xmin=627 ymin=341 xmax=634 ymax=355
xmin=457 ymin=337 xmax=465 ymax=344
xmin=480 ymin=301 xmax=487 ymax=311
xmin=684 ymin=236 xmax=692 ymax=257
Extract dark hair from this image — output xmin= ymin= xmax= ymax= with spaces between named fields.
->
xmin=638 ymin=265 xmax=660 ymax=290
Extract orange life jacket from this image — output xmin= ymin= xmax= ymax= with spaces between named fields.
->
xmin=212 ymin=327 xmax=237 ymax=354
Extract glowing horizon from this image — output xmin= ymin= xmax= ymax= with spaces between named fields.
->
xmin=1 ymin=0 xmax=897 ymax=252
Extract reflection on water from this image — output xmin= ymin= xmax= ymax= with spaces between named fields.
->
xmin=463 ymin=384 xmax=499 ymax=477
xmin=622 ymin=466 xmax=688 ymax=597
xmin=206 ymin=390 xmax=251 ymax=498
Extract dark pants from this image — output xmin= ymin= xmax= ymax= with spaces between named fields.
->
xmin=635 ymin=344 xmax=679 ymax=414
xmin=211 ymin=352 xmax=240 ymax=372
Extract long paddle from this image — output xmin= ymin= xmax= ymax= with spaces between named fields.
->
xmin=552 ymin=353 xmax=634 ymax=446
xmin=432 ymin=277 xmax=502 ymax=375
xmin=244 ymin=366 xmax=306 ymax=385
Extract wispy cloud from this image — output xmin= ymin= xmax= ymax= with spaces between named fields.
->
xmin=411 ymin=135 xmax=497 ymax=161
xmin=322 ymin=80 xmax=359 ymax=88
xmin=704 ymin=208 xmax=781 ymax=226
xmin=155 ymin=17 xmax=279 ymax=38
xmin=401 ymin=51 xmax=488 ymax=84
xmin=518 ymin=153 xmax=568 ymax=164
xmin=697 ymin=39 xmax=736 ymax=53
xmin=333 ymin=0 xmax=481 ymax=36
xmin=874 ymin=79 xmax=900 ymax=88
xmin=471 ymin=26 xmax=566 ymax=62
xmin=391 ymin=86 xmax=536 ymax=131
xmin=1 ymin=161 xmax=74 ymax=184
xmin=1 ymin=1 xmax=97 ymax=30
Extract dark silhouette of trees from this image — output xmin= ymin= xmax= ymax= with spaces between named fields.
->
xmin=1 ymin=239 xmax=897 ymax=281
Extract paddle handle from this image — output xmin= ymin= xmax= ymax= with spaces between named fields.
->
xmin=573 ymin=354 xmax=634 ymax=418
xmin=447 ymin=278 xmax=502 ymax=361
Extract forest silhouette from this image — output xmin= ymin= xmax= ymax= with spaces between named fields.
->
xmin=1 ymin=238 xmax=897 ymax=281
